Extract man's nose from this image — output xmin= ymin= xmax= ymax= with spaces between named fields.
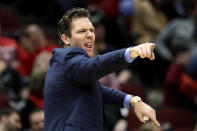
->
xmin=86 ymin=30 xmax=94 ymax=37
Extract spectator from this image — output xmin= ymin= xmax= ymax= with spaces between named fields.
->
xmin=28 ymin=52 xmax=51 ymax=109
xmin=28 ymin=109 xmax=44 ymax=131
xmin=24 ymin=24 xmax=58 ymax=59
xmin=179 ymin=56 xmax=197 ymax=110
xmin=20 ymin=52 xmax=51 ymax=129
xmin=0 ymin=35 xmax=32 ymax=77
xmin=0 ymin=56 xmax=22 ymax=102
xmin=164 ymin=45 xmax=192 ymax=108
xmin=131 ymin=0 xmax=167 ymax=44
xmin=18 ymin=24 xmax=59 ymax=77
xmin=0 ymin=36 xmax=20 ymax=69
xmin=155 ymin=0 xmax=197 ymax=61
xmin=0 ymin=108 xmax=22 ymax=131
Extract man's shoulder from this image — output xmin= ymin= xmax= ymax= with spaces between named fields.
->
xmin=51 ymin=47 xmax=88 ymax=64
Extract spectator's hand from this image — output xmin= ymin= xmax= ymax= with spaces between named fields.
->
xmin=130 ymin=43 xmax=156 ymax=60
xmin=130 ymin=96 xmax=160 ymax=127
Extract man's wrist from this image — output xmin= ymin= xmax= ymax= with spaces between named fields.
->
xmin=129 ymin=47 xmax=139 ymax=58
xmin=130 ymin=96 xmax=151 ymax=122
xmin=124 ymin=47 xmax=135 ymax=63
xmin=130 ymin=96 xmax=142 ymax=107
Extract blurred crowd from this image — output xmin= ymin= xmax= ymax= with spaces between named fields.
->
xmin=0 ymin=0 xmax=197 ymax=131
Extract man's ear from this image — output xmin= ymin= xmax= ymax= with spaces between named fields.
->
xmin=61 ymin=34 xmax=71 ymax=47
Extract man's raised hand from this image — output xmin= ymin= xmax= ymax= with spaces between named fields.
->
xmin=130 ymin=43 xmax=156 ymax=60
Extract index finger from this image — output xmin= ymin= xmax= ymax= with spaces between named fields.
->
xmin=148 ymin=112 xmax=160 ymax=127
xmin=149 ymin=43 xmax=156 ymax=50
xmin=151 ymin=119 xmax=160 ymax=127
xmin=148 ymin=43 xmax=156 ymax=60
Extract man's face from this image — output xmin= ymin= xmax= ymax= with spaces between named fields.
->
xmin=20 ymin=36 xmax=35 ymax=53
xmin=7 ymin=112 xmax=22 ymax=131
xmin=69 ymin=17 xmax=95 ymax=57
xmin=30 ymin=111 xmax=44 ymax=131
xmin=26 ymin=24 xmax=45 ymax=46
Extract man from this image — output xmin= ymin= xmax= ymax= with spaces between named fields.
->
xmin=44 ymin=7 xmax=160 ymax=131
xmin=29 ymin=109 xmax=44 ymax=131
xmin=155 ymin=0 xmax=197 ymax=61
xmin=18 ymin=24 xmax=59 ymax=77
xmin=0 ymin=108 xmax=22 ymax=131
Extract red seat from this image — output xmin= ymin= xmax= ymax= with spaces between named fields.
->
xmin=158 ymin=107 xmax=195 ymax=130
xmin=120 ymin=83 xmax=146 ymax=101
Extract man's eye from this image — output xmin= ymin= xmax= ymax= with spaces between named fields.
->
xmin=78 ymin=30 xmax=85 ymax=33
xmin=90 ymin=29 xmax=95 ymax=32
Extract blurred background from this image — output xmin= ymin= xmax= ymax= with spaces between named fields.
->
xmin=0 ymin=0 xmax=197 ymax=130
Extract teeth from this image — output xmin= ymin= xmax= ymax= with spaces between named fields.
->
xmin=87 ymin=43 xmax=92 ymax=48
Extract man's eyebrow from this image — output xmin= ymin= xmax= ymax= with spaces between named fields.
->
xmin=76 ymin=27 xmax=94 ymax=30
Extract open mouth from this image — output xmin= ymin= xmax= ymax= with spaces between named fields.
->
xmin=85 ymin=42 xmax=92 ymax=48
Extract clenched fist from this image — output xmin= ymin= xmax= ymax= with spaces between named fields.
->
xmin=130 ymin=43 xmax=156 ymax=60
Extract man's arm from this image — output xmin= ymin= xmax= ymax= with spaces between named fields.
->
xmin=100 ymin=84 xmax=127 ymax=107
xmin=64 ymin=43 xmax=155 ymax=84
xmin=100 ymin=84 xmax=160 ymax=127
xmin=65 ymin=48 xmax=129 ymax=83
xmin=100 ymin=43 xmax=160 ymax=127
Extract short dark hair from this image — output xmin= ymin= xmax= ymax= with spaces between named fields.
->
xmin=57 ymin=7 xmax=90 ymax=47
xmin=0 ymin=108 xmax=17 ymax=119
xmin=29 ymin=108 xmax=43 ymax=120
